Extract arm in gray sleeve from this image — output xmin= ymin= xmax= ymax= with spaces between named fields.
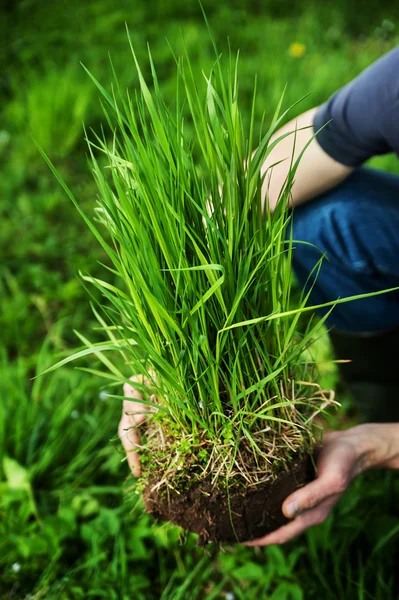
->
xmin=313 ymin=47 xmax=399 ymax=167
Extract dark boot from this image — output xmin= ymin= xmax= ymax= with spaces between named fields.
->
xmin=329 ymin=326 xmax=399 ymax=423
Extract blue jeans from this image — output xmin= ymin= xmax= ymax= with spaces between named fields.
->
xmin=290 ymin=167 xmax=399 ymax=333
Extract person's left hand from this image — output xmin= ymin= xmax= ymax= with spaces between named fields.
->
xmin=243 ymin=423 xmax=399 ymax=547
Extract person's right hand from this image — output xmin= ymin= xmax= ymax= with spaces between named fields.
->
xmin=118 ymin=375 xmax=152 ymax=477
xmin=243 ymin=422 xmax=399 ymax=547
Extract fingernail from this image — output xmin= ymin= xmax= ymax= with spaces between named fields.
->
xmin=284 ymin=500 xmax=299 ymax=518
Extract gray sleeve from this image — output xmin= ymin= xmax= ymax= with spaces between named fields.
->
xmin=313 ymin=47 xmax=399 ymax=167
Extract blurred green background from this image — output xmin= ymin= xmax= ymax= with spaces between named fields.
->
xmin=2 ymin=1 xmax=399 ymax=598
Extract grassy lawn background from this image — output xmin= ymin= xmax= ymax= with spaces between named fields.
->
xmin=2 ymin=1 xmax=399 ymax=598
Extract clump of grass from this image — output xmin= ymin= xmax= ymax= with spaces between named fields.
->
xmin=38 ymin=24 xmax=390 ymax=492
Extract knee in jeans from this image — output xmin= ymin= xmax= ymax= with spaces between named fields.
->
xmin=292 ymin=197 xmax=371 ymax=272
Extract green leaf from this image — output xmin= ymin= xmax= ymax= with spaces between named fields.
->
xmin=3 ymin=456 xmax=30 ymax=491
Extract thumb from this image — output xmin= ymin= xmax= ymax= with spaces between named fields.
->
xmin=282 ymin=467 xmax=349 ymax=519
xmin=283 ymin=434 xmax=358 ymax=518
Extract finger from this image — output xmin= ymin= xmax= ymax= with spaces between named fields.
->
xmin=243 ymin=495 xmax=339 ymax=547
xmin=122 ymin=399 xmax=148 ymax=426
xmin=119 ymin=373 xmax=155 ymax=476
xmin=282 ymin=471 xmax=347 ymax=518
xmin=118 ymin=413 xmax=143 ymax=477
xmin=123 ymin=373 xmax=155 ymax=425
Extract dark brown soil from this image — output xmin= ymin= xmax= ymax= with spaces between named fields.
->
xmin=143 ymin=453 xmax=315 ymax=545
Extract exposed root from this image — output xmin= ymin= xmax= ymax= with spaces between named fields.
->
xmin=138 ymin=379 xmax=337 ymax=495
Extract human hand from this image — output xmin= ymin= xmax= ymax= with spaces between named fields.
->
xmin=118 ymin=374 xmax=153 ymax=477
xmin=243 ymin=423 xmax=399 ymax=547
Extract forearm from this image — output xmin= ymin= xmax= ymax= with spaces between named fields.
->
xmin=261 ymin=107 xmax=353 ymax=212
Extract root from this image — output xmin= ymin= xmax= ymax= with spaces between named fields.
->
xmin=139 ymin=379 xmax=337 ymax=494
